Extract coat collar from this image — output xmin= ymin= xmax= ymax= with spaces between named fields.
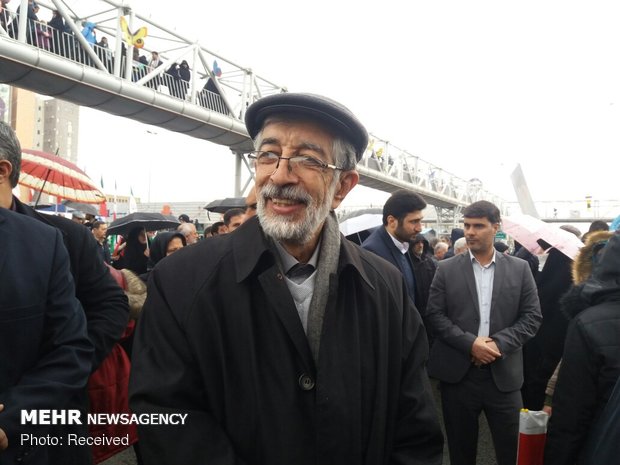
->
xmin=232 ymin=215 xmax=374 ymax=289
xmin=13 ymin=196 xmax=55 ymax=228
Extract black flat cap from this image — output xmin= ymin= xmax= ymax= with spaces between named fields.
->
xmin=245 ymin=92 xmax=369 ymax=162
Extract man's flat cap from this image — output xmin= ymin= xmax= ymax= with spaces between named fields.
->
xmin=245 ymin=92 xmax=369 ymax=162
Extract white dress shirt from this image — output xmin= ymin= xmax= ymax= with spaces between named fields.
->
xmin=469 ymin=250 xmax=496 ymax=337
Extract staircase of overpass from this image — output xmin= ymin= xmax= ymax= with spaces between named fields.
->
xmin=0 ymin=0 xmax=505 ymax=230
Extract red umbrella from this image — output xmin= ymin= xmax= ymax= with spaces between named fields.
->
xmin=19 ymin=149 xmax=106 ymax=204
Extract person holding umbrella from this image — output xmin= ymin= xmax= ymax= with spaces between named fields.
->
xmin=108 ymin=212 xmax=181 ymax=274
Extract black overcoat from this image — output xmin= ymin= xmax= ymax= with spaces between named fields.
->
xmin=130 ymin=216 xmax=443 ymax=465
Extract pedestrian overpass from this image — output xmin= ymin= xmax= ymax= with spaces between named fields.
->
xmin=0 ymin=0 xmax=504 ymax=230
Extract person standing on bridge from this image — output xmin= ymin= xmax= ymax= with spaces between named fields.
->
xmin=425 ymin=200 xmax=541 ymax=465
xmin=129 ymin=92 xmax=443 ymax=465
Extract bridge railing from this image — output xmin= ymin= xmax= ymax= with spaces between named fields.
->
xmin=360 ymin=135 xmax=505 ymax=208
xmin=0 ymin=0 xmax=286 ymax=118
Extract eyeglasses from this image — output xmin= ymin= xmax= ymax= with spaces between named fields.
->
xmin=248 ymin=151 xmax=342 ymax=174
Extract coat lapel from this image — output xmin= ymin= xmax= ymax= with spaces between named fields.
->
xmin=258 ymin=266 xmax=314 ymax=370
xmin=490 ymin=252 xmax=506 ymax=315
xmin=462 ymin=254 xmax=480 ymax=315
xmin=233 ymin=219 xmax=314 ymax=370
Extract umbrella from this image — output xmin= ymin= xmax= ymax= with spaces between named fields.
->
xmin=204 ymin=197 xmax=246 ymax=214
xmin=19 ymin=149 xmax=106 ymax=204
xmin=107 ymin=212 xmax=180 ymax=237
xmin=339 ymin=208 xmax=383 ymax=236
xmin=502 ymin=214 xmax=583 ymax=259
xmin=61 ymin=200 xmax=99 ymax=216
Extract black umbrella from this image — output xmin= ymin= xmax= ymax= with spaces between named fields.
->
xmin=204 ymin=197 xmax=246 ymax=214
xmin=107 ymin=212 xmax=180 ymax=237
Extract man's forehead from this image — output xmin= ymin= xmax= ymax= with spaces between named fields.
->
xmin=405 ymin=210 xmax=424 ymax=218
xmin=464 ymin=217 xmax=494 ymax=225
xmin=259 ymin=121 xmax=333 ymax=155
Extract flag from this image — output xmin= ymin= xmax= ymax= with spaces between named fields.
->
xmin=99 ymin=176 xmax=108 ymax=217
xmin=113 ymin=179 xmax=118 ymax=220
xmin=129 ymin=187 xmax=138 ymax=213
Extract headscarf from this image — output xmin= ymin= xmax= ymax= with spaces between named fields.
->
xmin=147 ymin=231 xmax=186 ymax=271
xmin=123 ymin=227 xmax=149 ymax=275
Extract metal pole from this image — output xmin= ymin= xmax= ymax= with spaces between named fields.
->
xmin=17 ymin=0 xmax=28 ymax=43
xmin=233 ymin=150 xmax=242 ymax=197
xmin=113 ymin=6 xmax=124 ymax=77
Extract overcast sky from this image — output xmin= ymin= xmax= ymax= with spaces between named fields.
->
xmin=76 ymin=0 xmax=620 ymax=211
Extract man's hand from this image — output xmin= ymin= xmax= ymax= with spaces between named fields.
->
xmin=0 ymin=404 xmax=8 ymax=451
xmin=471 ymin=337 xmax=501 ymax=365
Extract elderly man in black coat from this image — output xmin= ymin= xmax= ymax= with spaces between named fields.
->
xmin=130 ymin=93 xmax=443 ymax=464
xmin=0 ymin=122 xmax=129 ymax=464
xmin=0 ymin=207 xmax=93 ymax=464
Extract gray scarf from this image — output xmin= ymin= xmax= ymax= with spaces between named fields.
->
xmin=268 ymin=211 xmax=341 ymax=363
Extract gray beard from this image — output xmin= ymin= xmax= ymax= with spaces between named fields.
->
xmin=257 ymin=183 xmax=336 ymax=245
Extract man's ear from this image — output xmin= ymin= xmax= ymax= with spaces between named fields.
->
xmin=331 ymin=170 xmax=359 ymax=209
xmin=0 ymin=160 xmax=15 ymax=208
xmin=0 ymin=160 xmax=13 ymax=187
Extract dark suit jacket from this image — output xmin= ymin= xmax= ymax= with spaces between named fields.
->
xmin=362 ymin=226 xmax=419 ymax=304
xmin=425 ymin=251 xmax=541 ymax=392
xmin=0 ymin=208 xmax=92 ymax=465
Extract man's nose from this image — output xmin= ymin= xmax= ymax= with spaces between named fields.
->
xmin=269 ymin=158 xmax=299 ymax=184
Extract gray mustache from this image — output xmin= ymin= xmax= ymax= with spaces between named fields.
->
xmin=259 ymin=184 xmax=312 ymax=205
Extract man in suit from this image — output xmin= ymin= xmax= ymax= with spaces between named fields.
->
xmin=0 ymin=121 xmax=128 ymax=464
xmin=0 ymin=207 xmax=93 ymax=464
xmin=361 ymin=189 xmax=427 ymax=309
xmin=425 ymin=200 xmax=541 ymax=465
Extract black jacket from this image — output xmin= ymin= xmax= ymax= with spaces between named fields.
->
xmin=544 ymin=233 xmax=620 ymax=465
xmin=522 ymin=248 xmax=574 ymax=409
xmin=130 ymin=216 xmax=443 ymax=465
xmin=409 ymin=238 xmax=437 ymax=316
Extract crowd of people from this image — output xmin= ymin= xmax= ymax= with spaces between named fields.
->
xmin=0 ymin=90 xmax=618 ymax=465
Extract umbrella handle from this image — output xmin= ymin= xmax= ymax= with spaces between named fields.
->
xmin=34 ymin=168 xmax=53 ymax=208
